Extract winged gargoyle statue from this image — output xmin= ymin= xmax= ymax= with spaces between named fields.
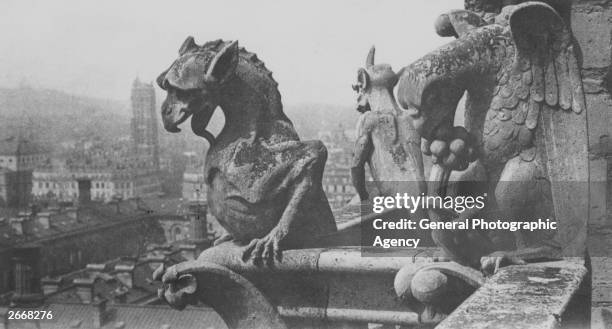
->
xmin=155 ymin=38 xmax=337 ymax=267
xmin=397 ymin=1 xmax=589 ymax=275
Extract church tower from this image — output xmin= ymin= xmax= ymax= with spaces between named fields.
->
xmin=130 ymin=78 xmax=160 ymax=169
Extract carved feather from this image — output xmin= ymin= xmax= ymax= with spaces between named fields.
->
xmin=555 ymin=50 xmax=572 ymax=110
xmin=567 ymin=44 xmax=585 ymax=114
xmin=484 ymin=1 xmax=586 ymax=163
xmin=525 ymin=98 xmax=540 ymax=130
xmin=511 ymin=2 xmax=584 ymax=115
xmin=530 ymin=51 xmax=545 ymax=103
xmin=545 ymin=58 xmax=558 ymax=107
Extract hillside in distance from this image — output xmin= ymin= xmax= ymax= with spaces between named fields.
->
xmin=0 ymin=86 xmax=359 ymax=153
xmin=284 ymin=103 xmax=359 ymax=139
xmin=0 ymin=86 xmax=128 ymax=117
xmin=0 ymin=86 xmax=130 ymax=150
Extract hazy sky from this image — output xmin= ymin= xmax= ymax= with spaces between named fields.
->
xmin=1 ymin=0 xmax=459 ymax=106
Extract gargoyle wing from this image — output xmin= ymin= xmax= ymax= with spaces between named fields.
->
xmin=507 ymin=2 xmax=588 ymax=257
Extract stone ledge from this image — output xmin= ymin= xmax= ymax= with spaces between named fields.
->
xmin=436 ymin=259 xmax=589 ymax=329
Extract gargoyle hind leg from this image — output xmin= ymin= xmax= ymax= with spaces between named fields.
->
xmin=481 ymin=155 xmax=558 ymax=275
xmin=242 ymin=174 xmax=315 ymax=266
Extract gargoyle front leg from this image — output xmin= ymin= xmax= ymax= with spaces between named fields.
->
xmin=242 ymin=175 xmax=314 ymax=266
xmin=350 ymin=131 xmax=373 ymax=201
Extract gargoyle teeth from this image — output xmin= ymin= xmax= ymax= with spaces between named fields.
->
xmin=405 ymin=107 xmax=421 ymax=118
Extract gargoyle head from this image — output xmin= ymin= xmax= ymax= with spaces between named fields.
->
xmin=157 ymin=37 xmax=239 ymax=142
xmin=352 ymin=46 xmax=400 ymax=114
xmin=397 ymin=2 xmax=583 ymax=169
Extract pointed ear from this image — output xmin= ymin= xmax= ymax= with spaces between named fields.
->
xmin=206 ymin=41 xmax=239 ymax=83
xmin=179 ymin=36 xmax=198 ymax=55
xmin=366 ymin=46 xmax=375 ymax=68
xmin=357 ymin=68 xmax=370 ymax=91
xmin=435 ymin=10 xmax=486 ymax=38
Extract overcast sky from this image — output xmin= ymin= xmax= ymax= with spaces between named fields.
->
xmin=1 ymin=0 xmax=459 ymax=106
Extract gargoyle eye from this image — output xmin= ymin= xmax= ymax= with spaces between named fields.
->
xmin=158 ymin=79 xmax=170 ymax=91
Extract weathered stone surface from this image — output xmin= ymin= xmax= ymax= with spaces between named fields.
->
xmin=398 ymin=2 xmax=590 ymax=276
xmin=586 ymin=93 xmax=612 ymax=150
xmin=156 ymin=246 xmax=447 ymax=327
xmin=590 ymin=158 xmax=609 ymax=224
xmin=592 ymin=307 xmax=612 ymax=329
xmin=350 ymin=47 xmax=426 ymax=207
xmin=155 ymin=38 xmax=337 ymax=267
xmin=436 ymin=260 xmax=589 ymax=329
xmin=571 ymin=3 xmax=612 ymax=69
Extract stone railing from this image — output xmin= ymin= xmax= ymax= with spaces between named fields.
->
xmin=156 ymin=244 xmax=590 ymax=329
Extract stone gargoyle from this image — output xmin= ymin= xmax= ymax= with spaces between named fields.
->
xmin=350 ymin=46 xmax=427 ymax=206
xmin=155 ymin=37 xmax=337 ymax=267
xmin=397 ymin=1 xmax=589 ymax=275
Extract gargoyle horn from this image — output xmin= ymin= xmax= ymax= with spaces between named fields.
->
xmin=179 ymin=36 xmax=198 ymax=55
xmin=366 ymin=46 xmax=375 ymax=68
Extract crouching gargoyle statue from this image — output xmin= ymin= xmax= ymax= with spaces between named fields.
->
xmin=397 ymin=1 xmax=589 ymax=275
xmin=155 ymin=37 xmax=337 ymax=268
xmin=351 ymin=46 xmax=427 ymax=206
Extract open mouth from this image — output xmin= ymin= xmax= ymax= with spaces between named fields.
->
xmin=165 ymin=109 xmax=191 ymax=133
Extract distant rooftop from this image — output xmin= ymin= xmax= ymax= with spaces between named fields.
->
xmin=0 ymin=199 xmax=152 ymax=251
xmin=3 ymin=303 xmax=227 ymax=329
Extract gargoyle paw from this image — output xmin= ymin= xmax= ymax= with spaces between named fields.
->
xmin=152 ymin=263 xmax=198 ymax=310
xmin=242 ymin=227 xmax=286 ymax=266
xmin=480 ymin=251 xmax=526 ymax=276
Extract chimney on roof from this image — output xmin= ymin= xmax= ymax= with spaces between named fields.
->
xmin=114 ymin=264 xmax=135 ymax=289
xmin=65 ymin=206 xmax=78 ymax=220
xmin=92 ymin=297 xmax=108 ymax=329
xmin=74 ymin=277 xmax=96 ymax=304
xmin=10 ymin=211 xmax=34 ymax=236
xmin=36 ymin=211 xmax=50 ymax=230
xmin=77 ymin=179 xmax=92 ymax=205
xmin=146 ymin=255 xmax=166 ymax=272
xmin=10 ymin=245 xmax=44 ymax=307
xmin=41 ymin=277 xmax=62 ymax=295
xmin=86 ymin=263 xmax=107 ymax=275
xmin=10 ymin=218 xmax=24 ymax=235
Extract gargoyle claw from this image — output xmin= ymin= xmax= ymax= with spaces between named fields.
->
xmin=480 ymin=251 xmax=526 ymax=276
xmin=213 ymin=233 xmax=234 ymax=246
xmin=242 ymin=228 xmax=284 ymax=266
